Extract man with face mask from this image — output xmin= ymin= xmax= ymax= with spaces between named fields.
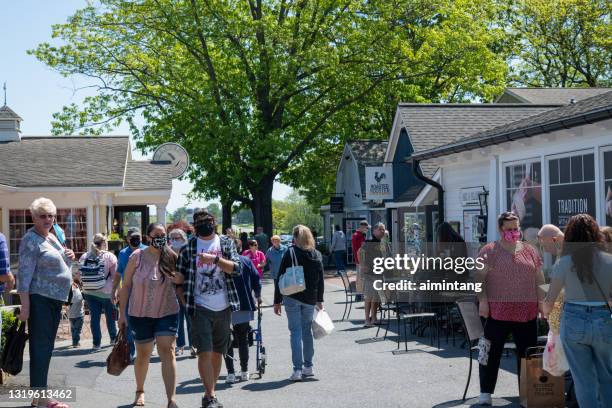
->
xmin=177 ymin=209 xmax=242 ymax=408
xmin=112 ymin=227 xmax=147 ymax=362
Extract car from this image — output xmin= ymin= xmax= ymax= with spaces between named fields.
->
xmin=279 ymin=234 xmax=292 ymax=245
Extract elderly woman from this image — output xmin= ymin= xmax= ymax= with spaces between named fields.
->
xmin=168 ymin=228 xmax=194 ymax=356
xmin=79 ymin=233 xmax=119 ymax=350
xmin=17 ymin=197 xmax=75 ymax=408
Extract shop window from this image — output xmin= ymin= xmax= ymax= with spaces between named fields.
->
xmin=604 ymin=150 xmax=612 ymax=226
xmin=9 ymin=208 xmax=88 ymax=265
xmin=548 ymin=152 xmax=596 ymax=230
xmin=504 ymin=160 xmax=542 ymax=236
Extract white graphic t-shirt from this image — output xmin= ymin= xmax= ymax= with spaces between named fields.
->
xmin=194 ymin=235 xmax=229 ymax=311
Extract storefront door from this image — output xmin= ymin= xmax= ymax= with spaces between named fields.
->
xmin=345 ymin=217 xmax=366 ymax=265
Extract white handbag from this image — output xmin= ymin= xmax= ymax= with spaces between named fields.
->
xmin=279 ymin=248 xmax=306 ymax=296
xmin=312 ymin=308 xmax=334 ymax=339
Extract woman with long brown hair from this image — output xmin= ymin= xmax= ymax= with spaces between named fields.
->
xmin=544 ymin=214 xmax=612 ymax=407
xmin=118 ymin=223 xmax=184 ymax=408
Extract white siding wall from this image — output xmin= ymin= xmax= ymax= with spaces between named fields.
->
xmin=442 ymin=159 xmax=490 ymax=240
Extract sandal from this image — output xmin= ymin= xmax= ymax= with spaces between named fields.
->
xmin=31 ymin=399 xmax=38 ymax=407
xmin=167 ymin=401 xmax=179 ymax=408
xmin=134 ymin=391 xmax=145 ymax=407
xmin=42 ymin=401 xmax=70 ymax=408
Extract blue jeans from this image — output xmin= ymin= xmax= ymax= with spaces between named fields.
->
xmin=561 ymin=303 xmax=612 ymax=408
xmin=28 ymin=294 xmax=62 ymax=388
xmin=177 ymin=303 xmax=192 ymax=348
xmin=83 ymin=293 xmax=117 ymax=347
xmin=69 ymin=317 xmax=84 ymax=346
xmin=333 ymin=250 xmax=346 ymax=273
xmin=284 ymin=296 xmax=315 ymax=371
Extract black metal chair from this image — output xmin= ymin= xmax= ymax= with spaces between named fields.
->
xmin=455 ymin=298 xmax=484 ymax=401
xmin=338 ymin=270 xmax=362 ymax=321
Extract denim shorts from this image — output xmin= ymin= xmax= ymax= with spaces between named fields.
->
xmin=128 ymin=313 xmax=179 ymax=343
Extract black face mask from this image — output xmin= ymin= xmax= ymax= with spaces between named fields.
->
xmin=195 ymin=221 xmax=215 ymax=237
xmin=129 ymin=236 xmax=141 ymax=247
xmin=151 ymin=236 xmax=167 ymax=249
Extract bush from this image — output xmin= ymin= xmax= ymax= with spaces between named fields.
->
xmin=1 ymin=309 xmax=17 ymax=353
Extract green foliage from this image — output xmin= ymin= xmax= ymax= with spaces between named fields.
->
xmin=206 ymin=203 xmax=222 ymax=221
xmin=275 ymin=191 xmax=323 ymax=235
xmin=1 ymin=310 xmax=17 ymax=352
xmin=108 ymin=232 xmax=121 ymax=241
xmin=31 ymin=0 xmax=509 ymax=218
xmin=508 ymin=0 xmax=611 ymax=87
xmin=171 ymin=207 xmax=190 ymax=223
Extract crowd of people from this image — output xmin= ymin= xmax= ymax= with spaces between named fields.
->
xmin=3 ymin=195 xmax=611 ymax=407
xmin=6 ymin=197 xmax=325 ymax=408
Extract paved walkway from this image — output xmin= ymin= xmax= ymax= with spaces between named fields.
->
xmin=1 ymin=277 xmax=522 ymax=408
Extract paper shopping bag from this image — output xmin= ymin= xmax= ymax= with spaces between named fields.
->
xmin=519 ymin=347 xmax=564 ymax=408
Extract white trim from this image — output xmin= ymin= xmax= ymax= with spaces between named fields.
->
xmin=599 ymin=145 xmax=612 ymax=224
xmin=384 ymin=201 xmax=414 ymax=209
xmin=384 ymin=108 xmax=402 ymax=163
xmin=12 ymin=186 xmax=122 ymax=193
xmin=0 ymin=184 xmax=17 ymax=192
xmin=411 ymin=168 xmax=441 ymax=207
xmin=115 ymin=190 xmax=172 ymax=197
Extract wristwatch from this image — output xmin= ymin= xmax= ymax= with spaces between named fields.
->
xmin=213 ymin=255 xmax=220 ymax=265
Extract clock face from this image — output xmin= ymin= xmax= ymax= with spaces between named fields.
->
xmin=152 ymin=143 xmax=190 ymax=178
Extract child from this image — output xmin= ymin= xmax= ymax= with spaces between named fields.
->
xmin=68 ymin=278 xmax=85 ymax=348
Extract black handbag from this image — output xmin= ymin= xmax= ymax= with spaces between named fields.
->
xmin=1 ymin=319 xmax=28 ymax=376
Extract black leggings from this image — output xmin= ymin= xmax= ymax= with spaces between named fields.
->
xmin=224 ymin=322 xmax=250 ymax=373
xmin=479 ymin=317 xmax=537 ymax=394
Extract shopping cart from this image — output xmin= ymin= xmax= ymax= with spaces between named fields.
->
xmin=254 ymin=304 xmax=266 ymax=378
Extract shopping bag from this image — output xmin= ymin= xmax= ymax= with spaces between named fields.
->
xmin=520 ymin=347 xmax=565 ymax=408
xmin=312 ymin=308 xmax=334 ymax=339
xmin=0 ymin=319 xmax=28 ymax=376
xmin=279 ymin=248 xmax=305 ymax=296
xmin=106 ymin=327 xmax=130 ymax=376
xmin=543 ymin=331 xmax=569 ymax=377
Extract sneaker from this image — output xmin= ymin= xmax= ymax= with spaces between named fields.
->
xmin=302 ymin=366 xmax=314 ymax=377
xmin=479 ymin=393 xmax=492 ymax=406
xmin=240 ymin=371 xmax=249 ymax=381
xmin=92 ymin=344 xmax=101 ymax=351
xmin=225 ymin=373 xmax=236 ymax=384
xmin=289 ymin=369 xmax=303 ymax=381
xmin=202 ymin=396 xmax=223 ymax=408
xmin=190 ymin=346 xmax=197 ymax=358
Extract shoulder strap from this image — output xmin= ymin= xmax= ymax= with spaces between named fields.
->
xmin=591 ymin=273 xmax=612 ymax=316
xmin=290 ymin=247 xmax=299 ymax=268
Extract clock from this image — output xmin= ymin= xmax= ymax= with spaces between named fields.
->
xmin=152 ymin=143 xmax=190 ymax=178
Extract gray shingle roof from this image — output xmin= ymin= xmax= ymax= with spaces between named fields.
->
xmin=395 ymin=184 xmax=424 ymax=203
xmin=0 ymin=136 xmax=129 ymax=187
xmin=498 ymin=87 xmax=612 ymax=104
xmin=347 ymin=140 xmax=388 ymax=199
xmin=0 ymin=105 xmax=23 ymax=120
xmin=412 ymin=90 xmax=612 ymax=160
xmin=124 ymin=161 xmax=173 ymax=191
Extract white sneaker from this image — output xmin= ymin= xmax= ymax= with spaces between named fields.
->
xmin=479 ymin=393 xmax=492 ymax=406
xmin=225 ymin=373 xmax=236 ymax=384
xmin=302 ymin=366 xmax=314 ymax=377
xmin=240 ymin=371 xmax=250 ymax=381
xmin=289 ymin=370 xmax=303 ymax=381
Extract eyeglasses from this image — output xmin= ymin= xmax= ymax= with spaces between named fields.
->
xmin=39 ymin=214 xmax=56 ymax=220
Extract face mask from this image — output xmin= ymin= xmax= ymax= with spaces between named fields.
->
xmin=170 ymin=239 xmax=183 ymax=250
xmin=151 ymin=236 xmax=167 ymax=249
xmin=129 ymin=236 xmax=141 ymax=247
xmin=195 ymin=222 xmax=215 ymax=237
xmin=502 ymin=230 xmax=521 ymax=243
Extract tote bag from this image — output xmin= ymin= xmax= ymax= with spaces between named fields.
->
xmin=279 ymin=248 xmax=306 ymax=296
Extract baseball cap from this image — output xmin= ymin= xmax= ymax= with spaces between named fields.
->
xmin=127 ymin=227 xmax=141 ymax=237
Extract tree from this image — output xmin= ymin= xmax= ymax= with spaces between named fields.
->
xmin=206 ymin=202 xmax=222 ymax=223
xmin=171 ymin=206 xmax=190 ymax=222
xmin=279 ymin=191 xmax=323 ymax=235
xmin=32 ymin=0 xmax=508 ymax=236
xmin=509 ymin=0 xmax=611 ymax=87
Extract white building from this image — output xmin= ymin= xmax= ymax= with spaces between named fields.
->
xmin=409 ymin=89 xmax=612 ymax=246
xmin=0 ymin=104 xmax=173 ymax=263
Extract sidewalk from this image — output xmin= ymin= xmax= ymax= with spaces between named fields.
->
xmin=1 ymin=277 xmax=522 ymax=407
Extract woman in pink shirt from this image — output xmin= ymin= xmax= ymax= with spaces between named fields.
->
xmin=118 ymin=223 xmax=184 ymax=408
xmin=475 ymin=212 xmax=545 ymax=406
xmin=243 ymin=240 xmax=266 ymax=278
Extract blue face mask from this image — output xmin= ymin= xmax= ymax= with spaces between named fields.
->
xmin=170 ymin=239 xmax=184 ymax=250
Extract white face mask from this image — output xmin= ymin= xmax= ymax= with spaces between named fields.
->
xmin=170 ymin=239 xmax=184 ymax=250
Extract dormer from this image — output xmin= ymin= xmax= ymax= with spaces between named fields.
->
xmin=0 ymin=105 xmax=22 ymax=142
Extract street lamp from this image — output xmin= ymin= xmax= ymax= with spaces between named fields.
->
xmin=477 ymin=189 xmax=489 ymax=243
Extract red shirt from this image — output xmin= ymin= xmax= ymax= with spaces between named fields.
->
xmin=479 ymin=241 xmax=542 ymax=322
xmin=352 ymin=231 xmax=366 ymax=264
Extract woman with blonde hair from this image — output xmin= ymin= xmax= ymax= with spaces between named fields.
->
xmin=274 ymin=225 xmax=324 ymax=381
xmin=79 ymin=233 xmax=119 ymax=350
xmin=17 ymin=197 xmax=75 ymax=408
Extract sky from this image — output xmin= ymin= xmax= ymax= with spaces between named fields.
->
xmin=0 ymin=0 xmax=292 ymax=213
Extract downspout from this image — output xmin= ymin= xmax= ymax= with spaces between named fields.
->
xmin=412 ymin=159 xmax=444 ymax=225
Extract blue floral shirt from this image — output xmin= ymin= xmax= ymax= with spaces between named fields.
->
xmin=17 ymin=228 xmax=72 ymax=302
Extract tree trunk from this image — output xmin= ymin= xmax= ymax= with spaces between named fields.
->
xmin=221 ymin=199 xmax=233 ymax=234
xmin=250 ymin=176 xmax=275 ymax=237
